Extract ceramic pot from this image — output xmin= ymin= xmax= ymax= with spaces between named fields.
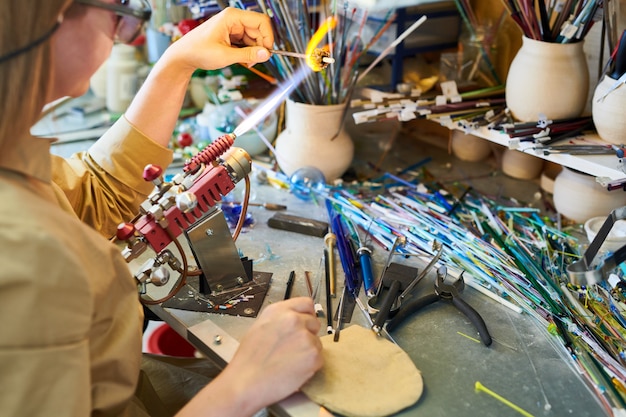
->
xmin=450 ymin=130 xmax=492 ymax=162
xmin=592 ymin=75 xmax=626 ymax=145
xmin=505 ymin=37 xmax=589 ymax=122
xmin=501 ymin=149 xmax=543 ymax=180
xmin=553 ymin=168 xmax=626 ymax=223
xmin=275 ymin=99 xmax=354 ymax=182
xmin=539 ymin=161 xmax=563 ymax=194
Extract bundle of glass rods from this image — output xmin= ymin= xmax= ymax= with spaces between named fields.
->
xmin=238 ymin=0 xmax=395 ymax=105
xmin=320 ymin=166 xmax=626 ymax=414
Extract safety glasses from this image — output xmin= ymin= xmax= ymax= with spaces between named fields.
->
xmin=74 ymin=0 xmax=152 ymax=44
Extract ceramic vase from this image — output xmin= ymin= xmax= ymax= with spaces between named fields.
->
xmin=592 ymin=75 xmax=626 ymax=146
xmin=553 ymin=168 xmax=626 ymax=223
xmin=275 ymin=99 xmax=354 ymax=182
xmin=450 ymin=130 xmax=493 ymax=162
xmin=505 ymin=37 xmax=589 ymax=122
xmin=501 ymin=149 xmax=544 ymax=180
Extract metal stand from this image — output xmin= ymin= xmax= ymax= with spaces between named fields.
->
xmin=185 ymin=207 xmax=250 ymax=294
xmin=162 ymin=207 xmax=271 ymax=318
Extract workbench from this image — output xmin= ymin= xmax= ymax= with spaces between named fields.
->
xmin=137 ymin=117 xmax=607 ymax=417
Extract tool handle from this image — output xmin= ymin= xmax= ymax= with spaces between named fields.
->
xmin=452 ymin=297 xmax=492 ymax=346
xmin=611 ymin=29 xmax=626 ymax=79
xmin=332 ymin=216 xmax=360 ymax=294
xmin=386 ymin=293 xmax=439 ymax=333
xmin=359 ymin=249 xmax=375 ymax=295
xmin=323 ymin=248 xmax=333 ymax=334
xmin=372 ymin=280 xmax=402 ymax=334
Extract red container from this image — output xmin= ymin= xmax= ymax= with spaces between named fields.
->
xmin=146 ymin=324 xmax=197 ymax=357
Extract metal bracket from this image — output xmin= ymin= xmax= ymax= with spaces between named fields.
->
xmin=184 ymin=207 xmax=248 ymax=294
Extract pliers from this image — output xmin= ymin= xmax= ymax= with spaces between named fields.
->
xmin=386 ymin=265 xmax=492 ymax=346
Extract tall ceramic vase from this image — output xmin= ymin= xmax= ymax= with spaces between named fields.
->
xmin=553 ymin=168 xmax=626 ymax=223
xmin=592 ymin=75 xmax=626 ymax=145
xmin=275 ymin=99 xmax=354 ymax=182
xmin=505 ymin=37 xmax=589 ymax=122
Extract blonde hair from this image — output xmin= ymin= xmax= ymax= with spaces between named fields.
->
xmin=0 ymin=1 xmax=70 ymax=144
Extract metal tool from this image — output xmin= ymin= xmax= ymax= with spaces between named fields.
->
xmin=369 ymin=240 xmax=443 ymax=336
xmin=334 ymin=285 xmax=348 ymax=342
xmin=371 ymin=279 xmax=402 ymax=336
xmin=567 ymin=206 xmax=626 ymax=286
xmin=117 ymin=134 xmax=252 ymax=294
xmin=398 ymin=241 xmax=443 ymax=301
xmin=269 ymin=48 xmax=335 ymax=69
xmin=324 ymin=233 xmax=337 ymax=297
xmin=222 ymin=201 xmax=287 ymax=210
xmin=386 ymin=265 xmax=492 ymax=346
xmin=116 ymin=133 xmax=259 ymax=307
xmin=372 ymin=235 xmax=405 ymax=297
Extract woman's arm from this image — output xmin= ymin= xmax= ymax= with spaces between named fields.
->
xmin=176 ymin=297 xmax=324 ymax=417
xmin=124 ymin=7 xmax=273 ymax=148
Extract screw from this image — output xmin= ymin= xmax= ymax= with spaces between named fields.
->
xmin=214 ymin=335 xmax=222 ymax=345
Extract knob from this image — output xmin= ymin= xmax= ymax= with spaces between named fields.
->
xmin=116 ymin=222 xmax=135 ymax=241
xmin=143 ymin=164 xmax=163 ymax=186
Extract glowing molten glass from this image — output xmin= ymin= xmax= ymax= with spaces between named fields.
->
xmin=305 ymin=16 xmax=336 ymax=72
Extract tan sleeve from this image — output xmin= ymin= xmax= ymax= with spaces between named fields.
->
xmin=51 ymin=116 xmax=174 ymax=238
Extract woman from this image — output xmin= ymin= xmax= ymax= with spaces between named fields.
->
xmin=0 ymin=1 xmax=323 ymax=416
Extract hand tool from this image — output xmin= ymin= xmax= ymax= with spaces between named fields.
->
xmin=368 ymin=263 xmax=418 ymax=335
xmin=567 ymin=206 xmax=626 ymax=286
xmin=342 ymin=215 xmax=376 ymax=296
xmin=334 ymin=285 xmax=348 ymax=342
xmin=222 ymin=201 xmax=287 ymax=210
xmin=283 ymin=270 xmax=295 ymax=300
xmin=324 ymin=233 xmax=337 ymax=297
xmin=369 ymin=240 xmax=443 ymax=336
xmin=386 ymin=265 xmax=492 ymax=346
xmin=324 ymin=248 xmax=334 ymax=334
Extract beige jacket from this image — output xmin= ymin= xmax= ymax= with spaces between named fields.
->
xmin=0 ymin=117 xmax=173 ymax=416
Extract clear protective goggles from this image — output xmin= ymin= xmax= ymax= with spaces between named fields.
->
xmin=75 ymin=0 xmax=152 ymax=44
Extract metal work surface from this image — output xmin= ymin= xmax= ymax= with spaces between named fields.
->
xmin=146 ymin=119 xmax=606 ymax=417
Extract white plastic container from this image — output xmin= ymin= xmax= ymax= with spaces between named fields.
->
xmin=106 ymin=44 xmax=139 ymax=113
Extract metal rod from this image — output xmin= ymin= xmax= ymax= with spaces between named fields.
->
xmin=269 ymin=49 xmax=335 ymax=64
xmin=269 ymin=49 xmax=308 ymax=59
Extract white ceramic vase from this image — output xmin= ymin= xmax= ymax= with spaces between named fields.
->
xmin=592 ymin=75 xmax=626 ymax=146
xmin=275 ymin=99 xmax=354 ymax=182
xmin=501 ymin=149 xmax=544 ymax=180
xmin=450 ymin=130 xmax=493 ymax=162
xmin=553 ymin=168 xmax=626 ymax=223
xmin=505 ymin=37 xmax=589 ymax=122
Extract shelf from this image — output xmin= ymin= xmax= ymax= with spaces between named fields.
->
xmin=458 ymin=124 xmax=626 ymax=181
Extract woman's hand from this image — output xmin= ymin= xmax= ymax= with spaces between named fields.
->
xmin=225 ymin=297 xmax=324 ymax=406
xmin=177 ymin=297 xmax=323 ymax=417
xmin=125 ymin=7 xmax=274 ymax=148
xmin=164 ymin=7 xmax=274 ymax=72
